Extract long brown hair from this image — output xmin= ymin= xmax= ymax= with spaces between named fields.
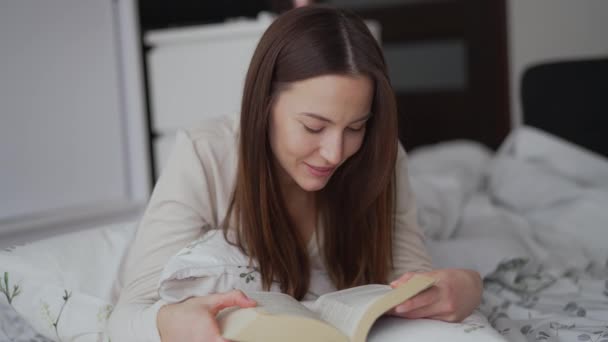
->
xmin=223 ymin=5 xmax=399 ymax=300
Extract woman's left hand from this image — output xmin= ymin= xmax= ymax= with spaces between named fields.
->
xmin=388 ymin=268 xmax=482 ymax=322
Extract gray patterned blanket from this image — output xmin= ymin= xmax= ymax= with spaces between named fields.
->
xmin=481 ymin=257 xmax=608 ymax=342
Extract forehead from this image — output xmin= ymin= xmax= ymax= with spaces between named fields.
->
xmin=274 ymin=74 xmax=374 ymax=120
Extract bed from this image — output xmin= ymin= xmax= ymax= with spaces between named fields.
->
xmin=2 ymin=58 xmax=607 ymax=341
xmin=2 ymin=124 xmax=607 ymax=341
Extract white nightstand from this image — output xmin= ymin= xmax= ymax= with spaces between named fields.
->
xmin=144 ymin=14 xmax=274 ymax=176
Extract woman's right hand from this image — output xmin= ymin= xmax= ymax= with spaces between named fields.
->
xmin=157 ymin=290 xmax=257 ymax=342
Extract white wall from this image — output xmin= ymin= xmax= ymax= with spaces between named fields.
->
xmin=0 ymin=0 xmax=150 ymax=244
xmin=507 ymin=0 xmax=608 ymax=127
xmin=0 ymin=0 xmax=126 ymax=220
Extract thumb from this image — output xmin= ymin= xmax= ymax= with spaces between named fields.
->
xmin=390 ymin=272 xmax=417 ymax=288
xmin=207 ymin=290 xmax=257 ymax=315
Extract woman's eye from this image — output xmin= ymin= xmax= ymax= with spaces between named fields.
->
xmin=347 ymin=124 xmax=366 ymax=132
xmin=303 ymin=125 xmax=324 ymax=134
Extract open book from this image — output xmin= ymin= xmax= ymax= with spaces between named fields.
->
xmin=217 ymin=274 xmax=436 ymax=342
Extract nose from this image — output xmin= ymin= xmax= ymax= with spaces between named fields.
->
xmin=319 ymin=132 xmax=343 ymax=166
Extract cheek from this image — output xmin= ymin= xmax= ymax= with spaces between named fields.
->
xmin=288 ymin=133 xmax=318 ymax=160
xmin=277 ymin=124 xmax=318 ymax=162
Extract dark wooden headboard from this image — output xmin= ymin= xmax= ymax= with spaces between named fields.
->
xmin=522 ymin=58 xmax=608 ymax=158
xmin=353 ymin=0 xmax=511 ymax=151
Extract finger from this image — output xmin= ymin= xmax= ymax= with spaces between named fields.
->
xmin=427 ymin=313 xmax=462 ymax=323
xmin=204 ymin=314 xmax=232 ymax=342
xmin=400 ymin=293 xmax=457 ymax=320
xmin=390 ymin=272 xmax=417 ymax=288
xmin=391 ymin=286 xmax=440 ymax=316
xmin=398 ymin=303 xmax=442 ymax=319
xmin=198 ymin=309 xmax=224 ymax=337
xmin=194 ymin=290 xmax=258 ymax=342
xmin=207 ymin=290 xmax=257 ymax=315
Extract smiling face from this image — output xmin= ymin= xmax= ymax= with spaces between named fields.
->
xmin=269 ymin=73 xmax=374 ymax=192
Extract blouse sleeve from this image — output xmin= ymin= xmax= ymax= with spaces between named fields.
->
xmin=108 ymin=130 xmax=222 ymax=342
xmin=391 ymin=142 xmax=433 ymax=281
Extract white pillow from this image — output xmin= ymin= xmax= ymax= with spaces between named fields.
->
xmin=0 ymin=221 xmax=137 ymax=341
xmin=408 ymin=141 xmax=492 ymax=239
xmin=499 ymin=126 xmax=608 ymax=189
xmin=158 ymin=229 xmax=279 ymax=303
xmin=490 ymin=126 xmax=608 ymax=265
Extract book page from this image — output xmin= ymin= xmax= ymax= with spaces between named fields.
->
xmin=245 ymin=291 xmax=321 ymax=321
xmin=312 ymin=285 xmax=392 ymax=336
xmin=313 ymin=275 xmax=436 ymax=342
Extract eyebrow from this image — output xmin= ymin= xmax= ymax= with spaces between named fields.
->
xmin=300 ymin=112 xmax=371 ymax=124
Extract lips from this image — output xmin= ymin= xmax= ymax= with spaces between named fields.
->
xmin=308 ymin=165 xmax=334 ymax=172
xmin=305 ymin=163 xmax=335 ymax=177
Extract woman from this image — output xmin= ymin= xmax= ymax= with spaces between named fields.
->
xmin=109 ymin=5 xmax=482 ymax=342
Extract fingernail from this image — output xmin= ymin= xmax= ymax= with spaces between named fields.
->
xmin=395 ymin=305 xmax=407 ymax=314
xmin=390 ymin=281 xmax=398 ymax=287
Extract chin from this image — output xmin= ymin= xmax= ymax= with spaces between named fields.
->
xmin=296 ymin=177 xmax=329 ymax=192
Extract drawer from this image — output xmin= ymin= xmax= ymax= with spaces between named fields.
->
xmin=145 ymin=18 xmax=272 ymax=134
